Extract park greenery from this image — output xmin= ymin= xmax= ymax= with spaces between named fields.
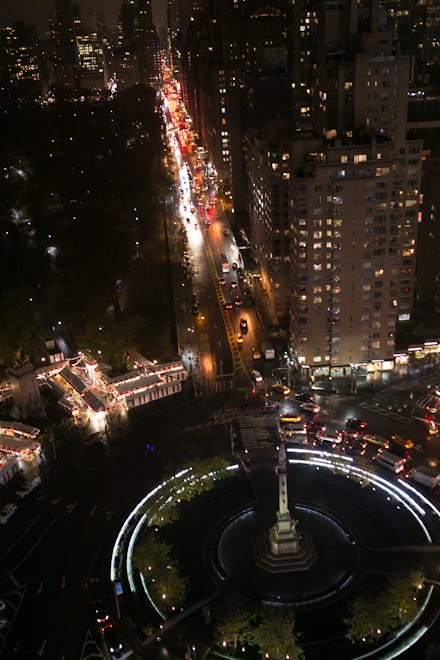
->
xmin=145 ymin=457 xmax=232 ymax=527
xmin=132 ymin=458 xmax=233 ymax=614
xmin=344 ymin=570 xmax=425 ymax=644
xmin=132 ymin=531 xmax=188 ymax=614
xmin=214 ymin=589 xmax=304 ymax=659
xmin=0 ymin=85 xmax=174 ymax=373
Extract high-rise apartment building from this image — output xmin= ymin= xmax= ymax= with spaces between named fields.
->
xmin=76 ymin=32 xmax=106 ymax=91
xmin=53 ymin=0 xmax=78 ymax=88
xmin=246 ymin=117 xmax=293 ymax=323
xmin=0 ymin=23 xmax=43 ymax=104
xmin=286 ymin=0 xmax=422 ymax=375
xmin=118 ymin=0 xmax=160 ymax=86
xmin=289 ymin=135 xmax=421 ymax=372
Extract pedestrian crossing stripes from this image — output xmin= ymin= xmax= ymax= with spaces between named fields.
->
xmin=414 ymin=392 xmax=439 ymax=411
xmin=238 ymin=417 xmax=275 ymax=450
xmin=358 ymin=400 xmax=412 ymax=424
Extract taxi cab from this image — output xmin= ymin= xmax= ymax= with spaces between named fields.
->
xmin=390 ymin=435 xmax=414 ymax=450
xmin=279 ymin=413 xmax=302 ymax=424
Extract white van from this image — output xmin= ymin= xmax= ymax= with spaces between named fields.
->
xmin=0 ymin=503 xmax=18 ymax=524
xmin=16 ymin=476 xmax=42 ymax=499
xmin=408 ymin=466 xmax=440 ymax=489
xmin=376 ymin=450 xmax=406 ymax=474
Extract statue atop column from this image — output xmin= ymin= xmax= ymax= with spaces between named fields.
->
xmin=269 ymin=437 xmax=301 ymax=555
xmin=254 ymin=435 xmax=317 ymax=573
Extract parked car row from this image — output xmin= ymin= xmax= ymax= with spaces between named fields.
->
xmin=0 ymin=476 xmax=42 ymax=524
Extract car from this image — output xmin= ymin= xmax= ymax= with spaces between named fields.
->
xmin=0 ymin=503 xmax=17 ymax=524
xmin=252 ymin=348 xmax=262 ymax=360
xmin=272 ymin=383 xmax=291 ymax=396
xmin=250 ymin=369 xmax=263 ymax=384
xmin=300 ymin=401 xmax=321 ymax=414
xmin=305 ymin=421 xmax=326 ymax=435
xmin=224 ymin=301 xmax=234 ymax=310
xmin=279 ymin=413 xmax=302 ymax=424
xmin=237 ymin=267 xmax=244 ymax=279
xmin=387 ymin=443 xmax=413 ymax=461
xmin=284 ymin=429 xmax=307 ymax=444
xmin=230 ymin=281 xmax=238 ymax=290
xmin=427 ymin=422 xmax=439 ymax=435
xmin=103 ymin=624 xmax=123 ymax=656
xmin=294 ymin=392 xmax=315 ymax=403
xmin=261 ymin=401 xmax=279 ymax=412
xmin=191 ymin=302 xmax=199 ymax=315
xmin=282 ymin=421 xmax=306 ymax=437
xmin=364 ymin=434 xmax=389 ymax=448
xmin=218 ymin=277 xmax=226 ymax=286
xmin=16 ymin=476 xmax=42 ymax=499
xmin=236 ymin=333 xmax=243 ymax=345
xmin=233 ymin=296 xmax=242 ymax=307
xmin=343 ymin=436 xmax=367 ymax=455
xmin=318 ymin=432 xmax=342 ymax=447
xmin=240 ymin=318 xmax=248 ymax=334
xmin=93 ymin=600 xmax=110 ymax=625
xmin=223 ymin=229 xmax=229 ymax=236
xmin=232 ymin=262 xmax=238 ymax=270
xmin=345 ymin=418 xmax=368 ymax=431
xmin=390 ymin=435 xmax=414 ymax=450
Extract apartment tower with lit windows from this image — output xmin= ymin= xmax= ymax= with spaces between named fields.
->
xmin=288 ymin=0 xmax=422 ymax=374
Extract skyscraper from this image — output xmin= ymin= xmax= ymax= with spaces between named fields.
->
xmin=118 ymin=0 xmax=160 ymax=86
xmin=287 ymin=0 xmax=422 ymax=376
xmin=53 ymin=0 xmax=78 ymax=88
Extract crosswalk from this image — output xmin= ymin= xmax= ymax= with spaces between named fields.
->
xmin=413 ymin=392 xmax=439 ymax=411
xmin=238 ymin=416 xmax=276 ymax=450
xmin=358 ymin=400 xmax=412 ymax=424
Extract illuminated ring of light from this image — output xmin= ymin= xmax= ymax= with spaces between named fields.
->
xmin=110 ymin=452 xmax=439 ymax=657
xmin=286 ymin=447 xmax=440 ymax=658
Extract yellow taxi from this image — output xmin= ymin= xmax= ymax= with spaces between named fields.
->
xmin=390 ymin=435 xmax=414 ymax=450
xmin=279 ymin=413 xmax=302 ymax=424
xmin=273 ymin=383 xmax=291 ymax=396
xmin=364 ymin=434 xmax=389 ymax=448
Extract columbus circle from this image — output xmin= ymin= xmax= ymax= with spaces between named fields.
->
xmin=110 ymin=444 xmax=440 ymax=659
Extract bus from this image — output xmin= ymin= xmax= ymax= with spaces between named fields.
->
xmin=221 ymin=253 xmax=230 ymax=274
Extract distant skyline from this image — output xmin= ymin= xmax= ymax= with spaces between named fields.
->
xmin=0 ymin=0 xmax=167 ymax=33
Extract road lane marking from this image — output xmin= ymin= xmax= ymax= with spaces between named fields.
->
xmin=89 ymin=505 xmax=98 ymax=517
xmin=38 ymin=640 xmax=47 ymax=657
xmin=37 ymin=580 xmax=44 ymax=595
xmin=11 ymin=515 xmax=59 ymax=573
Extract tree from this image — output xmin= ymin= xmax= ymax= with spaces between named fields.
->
xmin=252 ymin=607 xmax=304 ymax=660
xmin=133 ymin=530 xmax=188 ymax=613
xmin=344 ymin=572 xmax=425 ymax=644
xmin=214 ymin=589 xmax=256 ymax=653
xmin=344 ymin=589 xmax=388 ymax=644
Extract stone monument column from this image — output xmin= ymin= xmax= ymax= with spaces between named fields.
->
xmin=254 ymin=436 xmax=317 ymax=573
xmin=270 ymin=438 xmax=300 ymax=555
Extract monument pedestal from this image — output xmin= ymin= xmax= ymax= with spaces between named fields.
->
xmin=254 ymin=513 xmax=317 ymax=574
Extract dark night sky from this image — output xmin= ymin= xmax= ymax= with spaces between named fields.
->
xmin=0 ymin=0 xmax=168 ymax=33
